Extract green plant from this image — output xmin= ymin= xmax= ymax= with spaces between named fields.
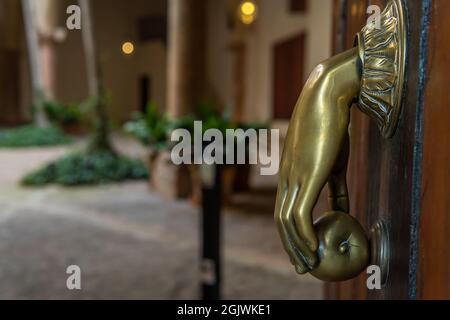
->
xmin=170 ymin=114 xmax=196 ymax=133
xmin=195 ymin=102 xmax=234 ymax=133
xmin=171 ymin=102 xmax=268 ymax=136
xmin=124 ymin=102 xmax=172 ymax=150
xmin=21 ymin=94 xmax=150 ymax=186
xmin=0 ymin=125 xmax=73 ymax=148
xmin=124 ymin=101 xmax=268 ymax=151
xmin=22 ymin=150 xmax=148 ymax=186
xmin=43 ymin=100 xmax=83 ymax=126
xmin=167 ymin=102 xmax=234 ymax=138
xmin=76 ymin=93 xmax=115 ymax=152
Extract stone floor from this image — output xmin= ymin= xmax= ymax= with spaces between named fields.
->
xmin=0 ymin=137 xmax=322 ymax=300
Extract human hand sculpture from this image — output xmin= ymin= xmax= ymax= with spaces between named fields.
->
xmin=274 ymin=0 xmax=406 ymax=281
xmin=274 ymin=48 xmax=369 ymax=280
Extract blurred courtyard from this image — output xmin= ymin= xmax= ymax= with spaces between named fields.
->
xmin=0 ymin=0 xmax=448 ymax=302
xmin=0 ymin=0 xmax=331 ymax=300
xmin=0 ymin=135 xmax=322 ymax=299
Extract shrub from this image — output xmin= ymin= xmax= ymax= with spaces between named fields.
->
xmin=0 ymin=125 xmax=73 ymax=148
xmin=124 ymin=102 xmax=171 ymax=150
xmin=43 ymin=100 xmax=83 ymax=126
xmin=21 ymin=150 xmax=148 ymax=186
xmin=124 ymin=101 xmax=269 ymax=151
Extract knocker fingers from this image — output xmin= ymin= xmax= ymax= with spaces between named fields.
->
xmin=275 ymin=184 xmax=313 ymax=273
xmin=276 ymin=182 xmax=318 ymax=272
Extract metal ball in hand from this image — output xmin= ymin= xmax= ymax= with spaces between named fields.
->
xmin=310 ymin=211 xmax=369 ymax=282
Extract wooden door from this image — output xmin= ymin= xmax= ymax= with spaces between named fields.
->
xmin=326 ymin=0 xmax=450 ymax=300
xmin=0 ymin=0 xmax=24 ymax=125
xmin=273 ymin=33 xmax=306 ymax=119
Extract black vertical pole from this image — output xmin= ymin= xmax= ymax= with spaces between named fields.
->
xmin=200 ymin=164 xmax=222 ymax=300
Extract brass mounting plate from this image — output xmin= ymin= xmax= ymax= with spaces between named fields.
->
xmin=370 ymin=220 xmax=390 ymax=286
xmin=357 ymin=0 xmax=407 ymax=138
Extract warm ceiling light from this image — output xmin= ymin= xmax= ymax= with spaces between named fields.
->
xmin=122 ymin=41 xmax=134 ymax=55
xmin=241 ymin=14 xmax=255 ymax=25
xmin=238 ymin=1 xmax=257 ymax=25
xmin=240 ymin=1 xmax=256 ymax=16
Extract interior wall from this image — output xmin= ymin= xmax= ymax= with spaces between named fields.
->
xmin=12 ymin=0 xmax=331 ymax=125
xmin=51 ymin=0 xmax=167 ymax=124
xmin=206 ymin=0 xmax=233 ymax=112
xmin=136 ymin=41 xmax=167 ymax=113
xmin=206 ymin=0 xmax=333 ymax=124
xmin=92 ymin=0 xmax=167 ymax=123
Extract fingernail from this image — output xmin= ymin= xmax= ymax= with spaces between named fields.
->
xmin=308 ymin=241 xmax=318 ymax=252
xmin=305 ymin=255 xmax=318 ymax=268
xmin=295 ymin=265 xmax=305 ymax=274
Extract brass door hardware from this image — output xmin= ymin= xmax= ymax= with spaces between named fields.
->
xmin=274 ymin=0 xmax=406 ymax=282
xmin=370 ymin=220 xmax=390 ymax=285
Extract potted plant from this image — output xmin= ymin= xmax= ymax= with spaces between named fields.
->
xmin=124 ymin=102 xmax=171 ymax=188
xmin=124 ymin=101 xmax=268 ymax=204
xmin=43 ymin=100 xmax=85 ymax=135
xmin=172 ymin=103 xmax=268 ymax=204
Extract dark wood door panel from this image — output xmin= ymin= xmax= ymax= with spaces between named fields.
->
xmin=326 ymin=0 xmax=430 ymax=299
xmin=273 ymin=33 xmax=306 ymax=119
xmin=363 ymin=0 xmax=426 ymax=300
xmin=418 ymin=0 xmax=450 ymax=300
xmin=0 ymin=50 xmax=22 ymax=125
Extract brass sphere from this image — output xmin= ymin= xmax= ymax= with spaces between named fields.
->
xmin=310 ymin=211 xmax=369 ymax=282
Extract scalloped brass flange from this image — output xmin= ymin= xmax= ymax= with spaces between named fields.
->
xmin=356 ymin=0 xmax=407 ymax=138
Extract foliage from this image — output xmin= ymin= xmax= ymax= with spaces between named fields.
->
xmin=43 ymin=100 xmax=84 ymax=126
xmin=194 ymin=102 xmax=234 ymax=134
xmin=124 ymin=101 xmax=268 ymax=150
xmin=59 ymin=93 xmax=115 ymax=152
xmin=124 ymin=102 xmax=172 ymax=150
xmin=0 ymin=125 xmax=73 ymax=148
xmin=83 ymin=93 xmax=115 ymax=152
xmin=170 ymin=114 xmax=196 ymax=133
xmin=21 ymin=95 xmax=149 ymax=187
xmin=173 ymin=102 xmax=268 ymax=138
xmin=21 ymin=150 xmax=148 ymax=186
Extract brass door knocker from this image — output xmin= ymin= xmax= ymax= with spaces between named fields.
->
xmin=274 ymin=0 xmax=406 ymax=282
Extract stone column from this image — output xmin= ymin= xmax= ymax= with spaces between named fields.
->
xmin=226 ymin=0 xmax=251 ymax=123
xmin=166 ymin=0 xmax=206 ymax=118
xmin=154 ymin=0 xmax=207 ymax=200
xmin=36 ymin=0 xmax=66 ymax=100
xmin=229 ymin=41 xmax=246 ymax=123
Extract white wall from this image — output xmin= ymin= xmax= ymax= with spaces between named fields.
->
xmin=207 ymin=0 xmax=333 ymax=123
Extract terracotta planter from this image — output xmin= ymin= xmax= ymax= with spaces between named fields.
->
xmin=146 ymin=150 xmax=251 ymax=204
xmin=61 ymin=122 xmax=85 ymax=136
xmin=188 ymin=164 xmax=202 ymax=205
xmin=150 ymin=150 xmax=192 ymax=199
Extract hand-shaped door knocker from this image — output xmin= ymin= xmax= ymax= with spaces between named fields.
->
xmin=274 ymin=0 xmax=406 ymax=282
